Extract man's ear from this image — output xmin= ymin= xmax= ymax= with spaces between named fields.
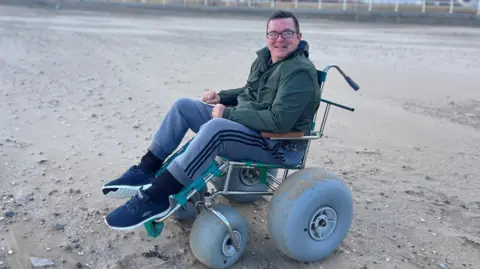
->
xmin=297 ymin=32 xmax=302 ymax=40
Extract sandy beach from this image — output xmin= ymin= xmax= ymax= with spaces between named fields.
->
xmin=0 ymin=4 xmax=479 ymax=269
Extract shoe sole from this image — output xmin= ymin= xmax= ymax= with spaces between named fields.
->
xmin=102 ymin=184 xmax=152 ymax=199
xmin=103 ymin=210 xmax=169 ymax=231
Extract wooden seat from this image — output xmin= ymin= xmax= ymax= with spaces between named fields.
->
xmin=260 ymin=132 xmax=304 ymax=138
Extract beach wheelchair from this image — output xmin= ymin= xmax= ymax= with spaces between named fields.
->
xmin=142 ymin=64 xmax=360 ymax=269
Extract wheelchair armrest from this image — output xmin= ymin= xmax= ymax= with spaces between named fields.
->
xmin=260 ymin=132 xmax=305 ymax=138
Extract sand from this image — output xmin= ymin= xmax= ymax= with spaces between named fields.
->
xmin=0 ymin=4 xmax=480 ymax=269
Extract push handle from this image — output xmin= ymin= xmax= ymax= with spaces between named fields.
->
xmin=345 ymin=76 xmax=360 ymax=91
xmin=322 ymin=64 xmax=361 ymax=92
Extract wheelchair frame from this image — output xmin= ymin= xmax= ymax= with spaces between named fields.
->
xmin=143 ymin=64 xmax=360 ymax=252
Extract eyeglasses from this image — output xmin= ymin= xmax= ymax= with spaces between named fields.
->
xmin=266 ymin=30 xmax=296 ymax=40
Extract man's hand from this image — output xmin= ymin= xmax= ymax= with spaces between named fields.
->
xmin=202 ymin=91 xmax=221 ymax=104
xmin=212 ymin=104 xmax=225 ymax=118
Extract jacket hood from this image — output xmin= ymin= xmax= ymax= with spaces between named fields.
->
xmin=296 ymin=40 xmax=309 ymax=58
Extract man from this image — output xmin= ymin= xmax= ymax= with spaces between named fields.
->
xmin=103 ymin=10 xmax=321 ymax=230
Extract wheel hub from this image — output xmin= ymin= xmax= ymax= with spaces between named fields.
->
xmin=239 ymin=168 xmax=261 ymax=186
xmin=222 ymin=230 xmax=241 ymax=257
xmin=308 ymin=206 xmax=337 ymax=241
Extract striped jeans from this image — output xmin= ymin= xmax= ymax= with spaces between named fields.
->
xmin=148 ymin=98 xmax=304 ymax=186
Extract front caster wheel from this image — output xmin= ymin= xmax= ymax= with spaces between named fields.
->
xmin=189 ymin=204 xmax=249 ymax=269
xmin=267 ymin=167 xmax=353 ymax=262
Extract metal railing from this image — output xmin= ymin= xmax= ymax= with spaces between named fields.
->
xmin=106 ymin=0 xmax=480 ymax=16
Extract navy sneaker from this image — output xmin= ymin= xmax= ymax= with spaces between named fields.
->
xmin=104 ymin=188 xmax=170 ymax=230
xmin=102 ymin=165 xmax=154 ymax=199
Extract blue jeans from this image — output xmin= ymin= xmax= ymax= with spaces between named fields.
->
xmin=148 ymin=98 xmax=304 ymax=186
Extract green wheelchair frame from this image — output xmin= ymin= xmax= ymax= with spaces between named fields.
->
xmin=143 ymin=64 xmax=359 ymax=267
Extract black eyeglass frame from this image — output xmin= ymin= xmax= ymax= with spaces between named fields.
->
xmin=266 ymin=30 xmax=298 ymax=39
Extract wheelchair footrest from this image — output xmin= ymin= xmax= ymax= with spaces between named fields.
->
xmin=144 ymin=219 xmax=164 ymax=238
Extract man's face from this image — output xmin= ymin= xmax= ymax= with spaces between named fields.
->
xmin=266 ymin=18 xmax=302 ymax=63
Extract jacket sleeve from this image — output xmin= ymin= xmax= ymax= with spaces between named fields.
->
xmin=218 ymin=87 xmax=245 ymax=106
xmin=222 ymin=69 xmax=315 ymax=133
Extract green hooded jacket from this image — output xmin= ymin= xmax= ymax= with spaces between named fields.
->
xmin=219 ymin=40 xmax=321 ymax=135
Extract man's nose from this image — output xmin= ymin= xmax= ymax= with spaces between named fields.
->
xmin=276 ymin=34 xmax=286 ymax=41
